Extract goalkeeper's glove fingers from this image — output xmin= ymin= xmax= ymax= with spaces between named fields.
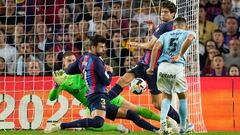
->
xmin=52 ymin=70 xmax=68 ymax=85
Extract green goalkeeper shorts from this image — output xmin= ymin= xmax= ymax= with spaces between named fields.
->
xmin=110 ymin=95 xmax=124 ymax=107
xmin=84 ymin=95 xmax=124 ymax=115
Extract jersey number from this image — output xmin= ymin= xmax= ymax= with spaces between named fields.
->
xmin=169 ymin=38 xmax=179 ymax=53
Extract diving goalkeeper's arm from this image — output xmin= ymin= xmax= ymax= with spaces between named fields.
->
xmin=49 ymin=70 xmax=88 ymax=106
xmin=49 ymin=70 xmax=67 ymax=101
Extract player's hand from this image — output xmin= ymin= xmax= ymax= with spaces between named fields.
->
xmin=105 ymin=65 xmax=113 ymax=73
xmin=146 ymin=68 xmax=154 ymax=75
xmin=52 ymin=70 xmax=68 ymax=85
xmin=144 ymin=20 xmax=155 ymax=31
xmin=128 ymin=42 xmax=138 ymax=47
xmin=171 ymin=54 xmax=181 ymax=63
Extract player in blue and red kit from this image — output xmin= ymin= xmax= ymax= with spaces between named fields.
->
xmin=108 ymin=0 xmax=181 ymax=125
xmin=44 ymin=35 xmax=160 ymax=133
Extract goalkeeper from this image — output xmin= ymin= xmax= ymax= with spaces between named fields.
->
xmin=46 ymin=71 xmax=160 ymax=133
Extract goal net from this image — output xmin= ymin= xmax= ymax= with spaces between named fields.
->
xmin=0 ymin=0 xmax=206 ymax=132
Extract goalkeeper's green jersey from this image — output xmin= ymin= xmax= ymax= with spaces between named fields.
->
xmin=49 ymin=74 xmax=124 ymax=107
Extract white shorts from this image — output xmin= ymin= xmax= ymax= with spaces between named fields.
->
xmin=157 ymin=62 xmax=187 ymax=94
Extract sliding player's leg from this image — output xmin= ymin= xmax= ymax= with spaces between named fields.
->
xmin=114 ymin=105 xmax=159 ymax=132
xmin=80 ymin=108 xmax=129 ymax=133
xmin=108 ymin=72 xmax=135 ymax=100
xmin=116 ymin=97 xmax=160 ymax=121
xmin=44 ymin=94 xmax=106 ymax=133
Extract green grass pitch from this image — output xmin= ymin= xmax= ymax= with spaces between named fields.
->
xmin=0 ymin=130 xmax=240 ymax=135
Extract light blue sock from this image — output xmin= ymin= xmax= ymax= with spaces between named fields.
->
xmin=160 ymin=98 xmax=171 ymax=124
xmin=179 ymin=99 xmax=188 ymax=130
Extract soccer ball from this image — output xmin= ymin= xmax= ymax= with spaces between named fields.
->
xmin=130 ymin=78 xmax=147 ymax=95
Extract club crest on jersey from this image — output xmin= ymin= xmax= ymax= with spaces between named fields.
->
xmin=73 ymin=89 xmax=80 ymax=94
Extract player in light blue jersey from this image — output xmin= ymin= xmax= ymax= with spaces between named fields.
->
xmin=147 ymin=17 xmax=195 ymax=135
xmin=157 ymin=26 xmax=195 ymax=66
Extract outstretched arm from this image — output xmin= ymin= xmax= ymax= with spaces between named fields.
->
xmin=129 ymin=35 xmax=158 ymax=50
xmin=146 ymin=41 xmax=162 ymax=75
xmin=48 ymin=83 xmax=63 ymax=101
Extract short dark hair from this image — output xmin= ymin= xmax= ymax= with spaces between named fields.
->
xmin=173 ymin=17 xmax=187 ymax=26
xmin=225 ymin=16 xmax=238 ymax=24
xmin=213 ymin=54 xmax=224 ymax=60
xmin=90 ymin=35 xmax=106 ymax=46
xmin=228 ymin=64 xmax=240 ymax=74
xmin=112 ymin=1 xmax=122 ymax=7
xmin=160 ymin=1 xmax=177 ymax=13
xmin=94 ymin=3 xmax=103 ymax=9
xmin=199 ymin=4 xmax=206 ymax=11
xmin=213 ymin=29 xmax=223 ymax=33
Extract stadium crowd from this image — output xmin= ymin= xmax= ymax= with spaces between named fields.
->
xmin=0 ymin=0 xmax=239 ymax=76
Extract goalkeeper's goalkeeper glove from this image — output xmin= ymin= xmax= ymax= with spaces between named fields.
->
xmin=52 ymin=69 xmax=68 ymax=85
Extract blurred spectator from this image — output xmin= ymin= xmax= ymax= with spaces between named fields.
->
xmin=129 ymin=20 xmax=141 ymax=38
xmin=123 ymin=55 xmax=137 ymax=74
xmin=107 ymin=30 xmax=130 ymax=75
xmin=122 ymin=0 xmax=135 ymax=19
xmin=53 ymin=29 xmax=79 ymax=61
xmin=37 ymin=0 xmax=65 ymax=25
xmin=26 ymin=60 xmax=43 ymax=76
xmin=223 ymin=39 xmax=240 ymax=68
xmin=106 ymin=15 xmax=120 ymax=33
xmin=228 ymin=64 xmax=240 ymax=76
xmin=95 ymin=22 xmax=111 ymax=48
xmin=210 ymin=55 xmax=227 ymax=76
xmin=200 ymin=0 xmax=207 ymax=6
xmin=44 ymin=51 xmax=60 ymax=76
xmin=16 ymin=0 xmax=37 ymax=33
xmin=0 ymin=1 xmax=4 ymax=14
xmin=0 ymin=0 xmax=24 ymax=35
xmin=0 ymin=29 xmax=17 ymax=74
xmin=212 ymin=29 xmax=229 ymax=54
xmin=224 ymin=16 xmax=240 ymax=46
xmin=205 ymin=0 xmax=222 ymax=21
xmin=35 ymin=21 xmax=53 ymax=54
xmin=199 ymin=5 xmax=218 ymax=44
xmin=88 ymin=3 xmax=105 ymax=36
xmin=110 ymin=1 xmax=129 ymax=37
xmin=12 ymin=41 xmax=42 ymax=75
xmin=96 ymin=22 xmax=109 ymax=39
xmin=62 ymin=51 xmax=76 ymax=70
xmin=214 ymin=0 xmax=236 ymax=32
xmin=85 ymin=0 xmax=94 ymax=18
xmin=0 ymin=56 xmax=6 ymax=75
xmin=231 ymin=0 xmax=240 ymax=18
xmin=11 ymin=23 xmax=24 ymax=48
xmin=79 ymin=19 xmax=90 ymax=40
xmin=68 ymin=23 xmax=82 ymax=55
xmin=200 ymin=40 xmax=218 ymax=71
xmin=202 ymin=48 xmax=220 ymax=76
xmin=67 ymin=1 xmax=91 ymax=22
xmin=56 ymin=5 xmax=73 ymax=32
xmin=133 ymin=1 xmax=160 ymax=28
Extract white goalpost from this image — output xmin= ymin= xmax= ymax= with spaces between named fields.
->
xmin=0 ymin=0 xmax=206 ymax=133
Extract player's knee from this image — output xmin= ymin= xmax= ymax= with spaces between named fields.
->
xmin=153 ymin=102 xmax=161 ymax=110
xmin=118 ymin=74 xmax=134 ymax=87
xmin=92 ymin=116 xmax=104 ymax=128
